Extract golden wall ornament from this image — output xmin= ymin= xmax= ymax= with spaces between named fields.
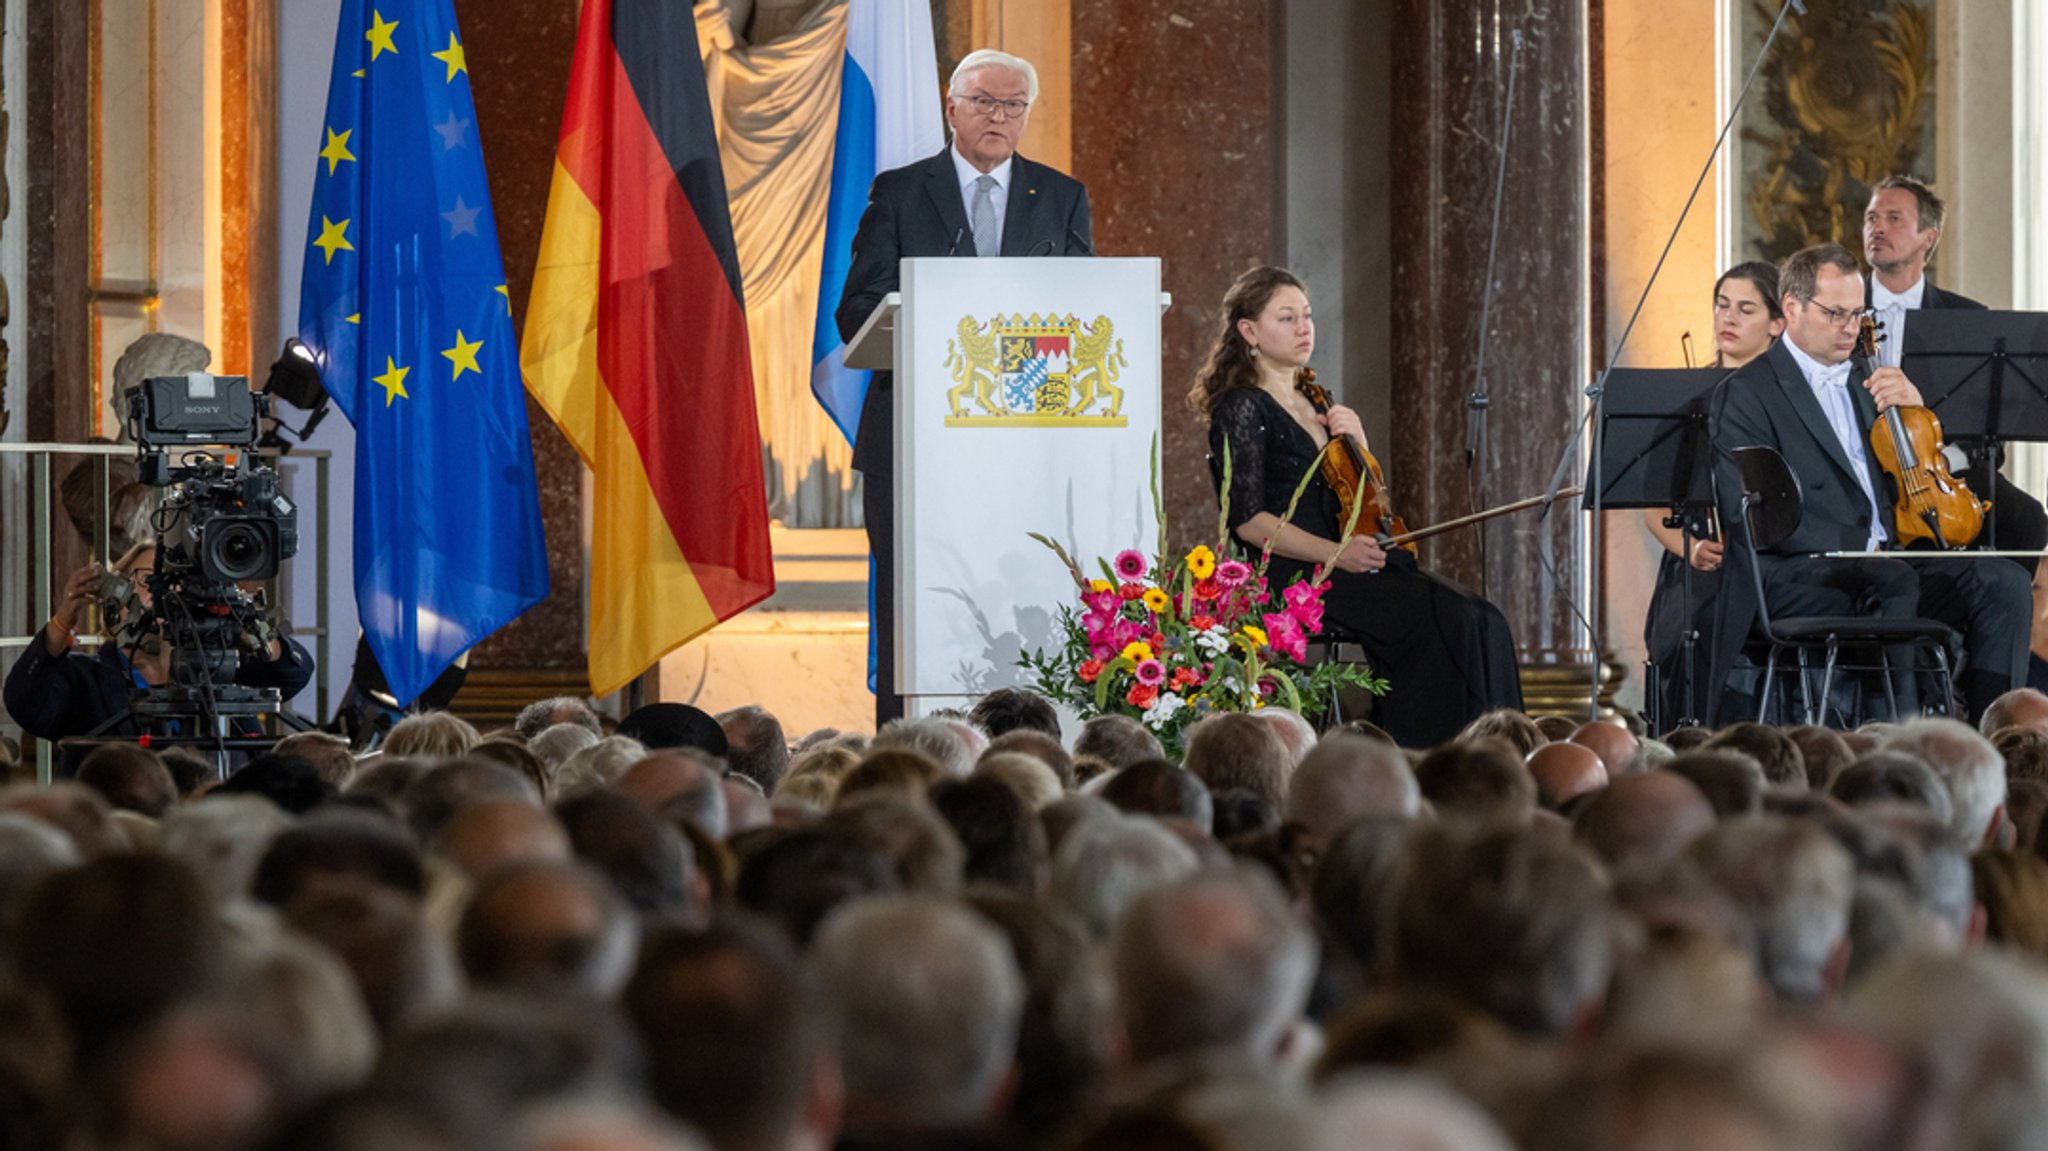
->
xmin=1742 ymin=0 xmax=1934 ymax=265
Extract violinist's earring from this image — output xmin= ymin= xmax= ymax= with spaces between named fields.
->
xmin=1248 ymin=345 xmax=1260 ymax=358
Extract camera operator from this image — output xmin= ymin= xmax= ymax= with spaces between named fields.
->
xmin=3 ymin=544 xmax=312 ymax=742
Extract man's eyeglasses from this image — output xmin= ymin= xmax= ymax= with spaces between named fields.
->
xmin=1802 ymin=300 xmax=1876 ymax=329
xmin=956 ymin=93 xmax=1030 ymax=120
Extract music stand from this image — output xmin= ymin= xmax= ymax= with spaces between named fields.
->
xmin=1900 ymin=309 xmax=2048 ymax=549
xmin=1587 ymin=368 xmax=1731 ymax=730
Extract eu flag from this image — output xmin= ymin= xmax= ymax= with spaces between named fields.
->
xmin=297 ymin=0 xmax=549 ymax=707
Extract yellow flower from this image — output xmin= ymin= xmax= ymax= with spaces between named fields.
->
xmin=1240 ymin=625 xmax=1268 ymax=649
xmin=1120 ymin=641 xmax=1155 ymax=664
xmin=1088 ymin=579 xmax=1113 ymax=594
xmin=1142 ymin=587 xmax=1171 ymax=613
xmin=1185 ymin=545 xmax=1217 ymax=580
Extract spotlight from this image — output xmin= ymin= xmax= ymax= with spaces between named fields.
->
xmin=260 ymin=338 xmax=332 ymax=449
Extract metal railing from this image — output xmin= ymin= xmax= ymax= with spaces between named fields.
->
xmin=0 ymin=442 xmax=332 ymax=782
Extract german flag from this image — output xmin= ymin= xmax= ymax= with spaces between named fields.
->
xmin=521 ymin=0 xmax=774 ymax=696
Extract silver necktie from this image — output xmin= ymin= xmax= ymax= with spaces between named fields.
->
xmin=970 ymin=174 xmax=999 ymax=258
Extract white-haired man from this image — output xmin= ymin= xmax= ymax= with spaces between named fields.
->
xmin=835 ymin=49 xmax=1094 ymax=729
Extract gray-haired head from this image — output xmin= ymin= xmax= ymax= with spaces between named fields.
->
xmin=948 ymin=48 xmax=1040 ymax=103
xmin=873 ymin=717 xmax=977 ymax=779
xmin=1884 ymin=718 xmax=2006 ymax=844
xmin=810 ymin=894 xmax=1024 ymax=1128
xmin=1111 ymin=868 xmax=1315 ymax=1068
xmin=158 ymin=795 xmax=296 ymax=904
xmin=1049 ymin=810 xmax=1200 ymax=940
xmin=1690 ymin=816 xmax=1854 ymax=1006
xmin=1285 ymin=733 xmax=1420 ymax=841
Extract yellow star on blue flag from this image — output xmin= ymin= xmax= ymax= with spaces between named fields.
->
xmin=295 ymin=0 xmax=547 ymax=707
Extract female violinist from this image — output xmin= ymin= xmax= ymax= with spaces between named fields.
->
xmin=1194 ymin=266 xmax=1523 ymax=748
xmin=1641 ymin=261 xmax=1782 ymax=726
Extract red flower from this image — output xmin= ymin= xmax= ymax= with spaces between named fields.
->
xmin=1078 ymin=658 xmax=1106 ymax=684
xmin=1191 ymin=614 xmax=1217 ymax=631
xmin=1148 ymin=631 xmax=1167 ymax=650
xmin=1192 ymin=577 xmax=1223 ymax=601
xmin=1118 ymin=582 xmax=1145 ymax=602
xmin=1126 ymin=683 xmax=1159 ymax=709
xmin=1170 ymin=666 xmax=1206 ymax=691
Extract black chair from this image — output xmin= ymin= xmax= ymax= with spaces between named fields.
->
xmin=1729 ymin=445 xmax=1956 ymax=726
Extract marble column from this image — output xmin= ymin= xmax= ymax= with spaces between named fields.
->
xmin=450 ymin=0 xmax=591 ymax=708
xmin=1389 ymin=0 xmax=1605 ymax=712
xmin=1070 ymin=0 xmax=1278 ymax=552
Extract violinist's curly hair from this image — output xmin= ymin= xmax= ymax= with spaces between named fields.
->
xmin=1188 ymin=266 xmax=1308 ymax=415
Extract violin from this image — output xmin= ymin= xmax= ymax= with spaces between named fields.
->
xmin=1295 ymin=370 xmax=1416 ymax=554
xmin=1857 ymin=315 xmax=1986 ymax=550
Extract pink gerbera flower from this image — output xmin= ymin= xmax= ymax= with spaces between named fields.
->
xmin=1135 ymin=659 xmax=1167 ymax=686
xmin=1216 ymin=560 xmax=1253 ymax=588
xmin=1114 ymin=549 xmax=1150 ymax=581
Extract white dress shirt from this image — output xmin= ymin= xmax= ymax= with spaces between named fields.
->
xmin=951 ymin=147 xmax=1012 ymax=255
xmin=1783 ymin=336 xmax=1889 ymax=550
xmin=1868 ymin=273 xmax=1925 ymax=369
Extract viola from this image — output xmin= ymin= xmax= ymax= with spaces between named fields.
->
xmin=1294 ymin=370 xmax=1416 ymax=554
xmin=1857 ymin=315 xmax=1986 ymax=550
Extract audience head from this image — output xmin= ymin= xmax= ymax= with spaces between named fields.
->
xmin=968 ymin=687 xmax=1061 ymax=740
xmin=870 ymin=718 xmax=976 ymax=780
xmin=436 ymin=800 xmax=572 ymax=880
xmin=1526 ymin=742 xmax=1608 ymax=809
xmin=553 ymin=788 xmax=700 ymax=922
xmin=459 ymin=859 xmax=640 ymax=999
xmin=1786 ymin=725 xmax=1854 ymax=790
xmin=716 ymin=705 xmax=790 ymax=794
xmin=76 ymin=743 xmax=179 ymax=818
xmin=1664 ymin=749 xmax=1767 ymax=817
xmin=1885 ymin=718 xmax=2006 ymax=844
xmin=1074 ymin=714 xmax=1166 ymax=772
xmin=530 ymin=722 xmax=603 ymax=777
xmin=1981 ymin=688 xmax=2048 ymax=737
xmin=1411 ymin=737 xmax=1536 ymax=824
xmin=974 ymin=751 xmax=1064 ymax=811
xmin=810 ymin=895 xmax=1023 ymax=1129
xmin=271 ymin=732 xmax=358 ymax=791
xmin=401 ymin=757 xmax=542 ymax=844
xmin=1100 ymin=759 xmax=1213 ymax=830
xmin=1827 ymin=751 xmax=1954 ymax=824
xmin=825 ymin=796 xmax=965 ymax=895
xmin=1705 ymin=723 xmax=1807 ymax=791
xmin=158 ymin=795 xmax=294 ymax=903
xmin=251 ymin=808 xmax=426 ymax=906
xmin=1388 ymin=822 xmax=1611 ymax=1036
xmin=1252 ymin=708 xmax=1318 ymax=767
xmin=1111 ymin=869 xmax=1314 ymax=1069
xmin=618 ymin=752 xmax=731 ymax=839
xmin=515 ymin=696 xmax=604 ymax=741
xmin=930 ymin=774 xmax=1046 ymax=893
xmin=0 ymin=781 xmax=126 ymax=856
xmin=625 ymin=918 xmax=833 ymax=1151
xmin=618 ymin=703 xmax=729 ymax=758
xmin=1049 ymin=810 xmax=1199 ymax=940
xmin=1182 ymin=713 xmax=1292 ymax=807
xmin=735 ymin=827 xmax=900 ymax=947
xmin=383 ymin=710 xmax=482 ymax=761
xmin=555 ymin=735 xmax=649 ymax=793
xmin=217 ymin=754 xmax=337 ymax=815
xmin=1572 ymin=769 xmax=1716 ymax=871
xmin=983 ymin=729 xmax=1075 ymax=790
xmin=468 ymin=738 xmax=553 ymax=803
xmin=1457 ymin=708 xmax=1546 ymax=757
xmin=1284 ymin=733 xmax=1419 ymax=842
xmin=283 ymin=881 xmax=459 ymax=1033
xmin=1690 ymin=816 xmax=1854 ymax=1005
xmin=1569 ymin=721 xmax=1639 ymax=777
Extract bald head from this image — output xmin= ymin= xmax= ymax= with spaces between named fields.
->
xmin=1570 ymin=721 xmax=1639 ymax=777
xmin=1982 ymin=689 xmax=2048 ymax=738
xmin=1571 ymin=770 xmax=1716 ymax=870
xmin=619 ymin=752 xmax=730 ymax=838
xmin=1285 ymin=734 xmax=1419 ymax=841
xmin=1526 ymin=743 xmax=1608 ymax=809
xmin=437 ymin=801 xmax=572 ymax=880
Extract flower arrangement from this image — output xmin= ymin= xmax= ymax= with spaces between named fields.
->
xmin=1021 ymin=446 xmax=1386 ymax=750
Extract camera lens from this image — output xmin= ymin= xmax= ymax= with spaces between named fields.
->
xmin=205 ymin=520 xmax=274 ymax=582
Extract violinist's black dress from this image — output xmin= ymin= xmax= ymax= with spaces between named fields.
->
xmin=1207 ymin=387 xmax=1524 ymax=748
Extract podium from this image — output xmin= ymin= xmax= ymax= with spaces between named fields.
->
xmin=847 ymin=257 xmax=1169 ymax=713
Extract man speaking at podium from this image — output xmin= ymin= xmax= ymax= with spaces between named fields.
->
xmin=836 ymin=48 xmax=1094 ymax=727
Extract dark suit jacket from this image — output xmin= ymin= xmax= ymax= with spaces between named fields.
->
xmin=3 ymin=637 xmax=315 ymax=741
xmin=833 ymin=148 xmax=1093 ymax=476
xmin=1696 ymin=339 xmax=1891 ymax=721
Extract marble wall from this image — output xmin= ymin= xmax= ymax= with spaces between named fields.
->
xmin=1070 ymin=0 xmax=1277 ymax=551
xmin=1388 ymin=0 xmax=1597 ymax=703
xmin=452 ymin=0 xmax=588 ymax=676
